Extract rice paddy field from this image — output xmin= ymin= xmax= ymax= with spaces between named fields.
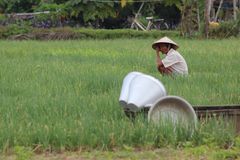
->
xmin=0 ymin=38 xmax=240 ymax=159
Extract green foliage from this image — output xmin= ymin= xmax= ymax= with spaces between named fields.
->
xmin=2 ymin=23 xmax=32 ymax=38
xmin=0 ymin=0 xmax=40 ymax=13
xmin=184 ymin=145 xmax=208 ymax=157
xmin=236 ymin=136 xmax=240 ymax=149
xmin=0 ymin=1 xmax=186 ymax=32
xmin=14 ymin=146 xmax=33 ymax=160
xmin=192 ymin=117 xmax=236 ymax=147
xmin=163 ymin=0 xmax=204 ymax=10
xmin=0 ymin=13 xmax=6 ymax=21
xmin=140 ymin=3 xmax=155 ymax=16
xmin=212 ymin=149 xmax=239 ymax=160
xmin=74 ymin=29 xmax=179 ymax=39
xmin=163 ymin=0 xmax=182 ymax=9
xmin=66 ymin=1 xmax=116 ymax=22
xmin=0 ymin=0 xmax=119 ymax=26
xmin=162 ymin=0 xmax=205 ymax=37
xmin=34 ymin=2 xmax=68 ymax=18
xmin=183 ymin=143 xmax=240 ymax=160
xmin=35 ymin=2 xmax=66 ymax=12
xmin=33 ymin=12 xmax=62 ymax=28
xmin=0 ymin=26 xmax=180 ymax=40
xmin=209 ymin=18 xmax=240 ymax=38
xmin=0 ymin=25 xmax=7 ymax=38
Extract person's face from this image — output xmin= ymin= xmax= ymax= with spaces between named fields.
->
xmin=158 ymin=43 xmax=169 ymax=54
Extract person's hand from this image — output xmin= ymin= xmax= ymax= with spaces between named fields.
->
xmin=157 ymin=65 xmax=164 ymax=74
xmin=156 ymin=46 xmax=160 ymax=53
xmin=165 ymin=67 xmax=173 ymax=74
xmin=157 ymin=66 xmax=173 ymax=75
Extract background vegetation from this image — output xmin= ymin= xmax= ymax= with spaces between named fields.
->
xmin=0 ymin=0 xmax=181 ymax=28
xmin=0 ymin=0 xmax=239 ymax=38
xmin=0 ymin=27 xmax=180 ymax=40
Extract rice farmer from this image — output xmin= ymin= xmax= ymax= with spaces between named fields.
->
xmin=152 ymin=36 xmax=188 ymax=76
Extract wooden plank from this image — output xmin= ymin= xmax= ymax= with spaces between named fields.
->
xmin=130 ymin=104 xmax=240 ymax=133
xmin=193 ymin=105 xmax=240 ymax=134
xmin=193 ymin=104 xmax=240 ymax=110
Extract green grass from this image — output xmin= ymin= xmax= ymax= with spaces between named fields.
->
xmin=0 ymin=38 xmax=239 ymax=152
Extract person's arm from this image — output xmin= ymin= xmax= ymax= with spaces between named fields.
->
xmin=157 ymin=66 xmax=172 ymax=75
xmin=155 ymin=48 xmax=172 ymax=75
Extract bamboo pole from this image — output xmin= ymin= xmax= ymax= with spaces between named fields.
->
xmin=214 ymin=0 xmax=224 ymax=21
xmin=131 ymin=2 xmax=144 ymax=29
xmin=233 ymin=0 xmax=237 ymax=20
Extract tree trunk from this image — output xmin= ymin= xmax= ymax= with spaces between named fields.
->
xmin=197 ymin=4 xmax=201 ymax=32
xmin=180 ymin=2 xmax=199 ymax=37
xmin=205 ymin=0 xmax=211 ymax=38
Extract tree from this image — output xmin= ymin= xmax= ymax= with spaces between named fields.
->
xmin=65 ymin=0 xmax=116 ymax=25
xmin=0 ymin=0 xmax=41 ymax=13
xmin=163 ymin=0 xmax=204 ymax=36
xmin=33 ymin=0 xmax=119 ymax=27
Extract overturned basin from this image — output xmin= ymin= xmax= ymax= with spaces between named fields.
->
xmin=119 ymin=72 xmax=167 ymax=112
xmin=148 ymin=96 xmax=198 ymax=129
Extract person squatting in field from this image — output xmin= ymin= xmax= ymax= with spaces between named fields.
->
xmin=152 ymin=36 xmax=188 ymax=76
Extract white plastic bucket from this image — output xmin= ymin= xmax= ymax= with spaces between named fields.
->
xmin=119 ymin=72 xmax=143 ymax=109
xmin=119 ymin=72 xmax=167 ymax=112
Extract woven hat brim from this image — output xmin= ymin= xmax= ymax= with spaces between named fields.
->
xmin=152 ymin=37 xmax=179 ymax=50
xmin=152 ymin=43 xmax=179 ymax=50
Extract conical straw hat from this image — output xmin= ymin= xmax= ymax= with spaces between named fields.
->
xmin=152 ymin=36 xmax=179 ymax=50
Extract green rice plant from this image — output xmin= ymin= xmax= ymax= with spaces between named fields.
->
xmin=0 ymin=38 xmax=239 ymax=151
xmin=190 ymin=116 xmax=236 ymax=148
